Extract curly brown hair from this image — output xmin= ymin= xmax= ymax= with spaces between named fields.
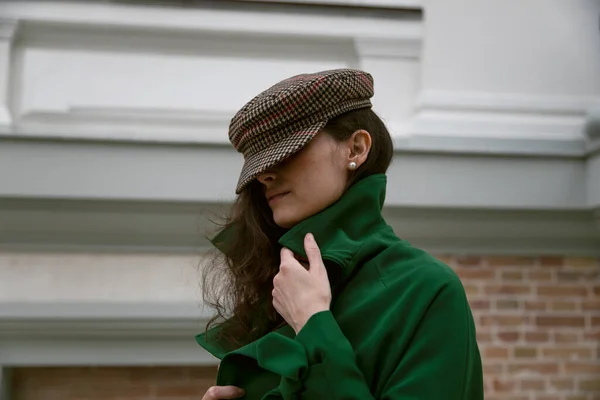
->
xmin=201 ymin=107 xmax=394 ymax=350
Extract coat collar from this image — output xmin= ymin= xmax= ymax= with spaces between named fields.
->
xmin=278 ymin=173 xmax=388 ymax=282
xmin=197 ymin=174 xmax=390 ymax=358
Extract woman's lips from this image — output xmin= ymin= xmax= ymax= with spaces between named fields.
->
xmin=268 ymin=192 xmax=290 ymax=204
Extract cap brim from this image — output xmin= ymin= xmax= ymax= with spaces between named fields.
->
xmin=235 ymin=120 xmax=327 ymax=194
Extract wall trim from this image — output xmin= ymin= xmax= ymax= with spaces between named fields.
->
xmin=0 ymin=1 xmax=422 ymax=40
xmin=411 ymin=91 xmax=600 ymax=144
xmin=0 ymin=302 xmax=210 ymax=338
xmin=231 ymin=0 xmax=422 ymax=9
xmin=1 ymin=198 xmax=599 ymax=255
xmin=0 ymin=138 xmax=591 ymax=207
xmin=0 ymin=126 xmax=589 ymax=158
xmin=417 ymin=91 xmax=600 ymax=116
xmin=0 ymin=302 xmax=216 ymax=366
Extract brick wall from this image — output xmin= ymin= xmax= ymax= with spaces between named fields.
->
xmin=9 ymin=256 xmax=600 ymax=400
xmin=442 ymin=255 xmax=600 ymax=400
xmin=11 ymin=366 xmax=216 ymax=400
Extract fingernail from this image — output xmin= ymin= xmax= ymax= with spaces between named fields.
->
xmin=307 ymin=233 xmax=314 ymax=242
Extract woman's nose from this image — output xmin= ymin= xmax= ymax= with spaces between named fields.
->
xmin=257 ymin=170 xmax=276 ymax=184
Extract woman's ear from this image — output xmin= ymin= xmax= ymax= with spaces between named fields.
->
xmin=348 ymin=129 xmax=372 ymax=168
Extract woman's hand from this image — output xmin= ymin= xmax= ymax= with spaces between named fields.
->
xmin=273 ymin=233 xmax=332 ymax=334
xmin=202 ymin=386 xmax=245 ymax=399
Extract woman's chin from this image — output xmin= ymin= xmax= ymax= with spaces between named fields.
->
xmin=273 ymin=212 xmax=302 ymax=230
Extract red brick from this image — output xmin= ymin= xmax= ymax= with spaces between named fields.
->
xmin=549 ymin=378 xmax=575 ymax=391
xmin=527 ymin=269 xmax=554 ymax=281
xmin=583 ymin=330 xmax=600 ymax=341
xmin=565 ymin=257 xmax=599 ymax=268
xmin=581 ymin=300 xmax=600 ymax=311
xmin=554 ymin=332 xmax=581 ymax=343
xmin=524 ymin=300 xmax=547 ymax=311
xmin=508 ymin=362 xmax=559 ymax=374
xmin=537 ymin=285 xmax=588 ymax=297
xmin=524 ymin=332 xmax=549 ymax=343
xmin=513 ymin=347 xmax=537 ymax=358
xmin=496 ymin=300 xmax=520 ymax=310
xmin=455 ymin=267 xmax=496 ymax=280
xmin=487 ymin=256 xmax=536 ymax=267
xmin=564 ymin=362 xmax=600 ymax=374
xmin=155 ymin=386 xmax=205 ymax=396
xmin=476 ymin=330 xmax=492 ymax=342
xmin=536 ymin=316 xmax=585 ymax=327
xmin=463 ymin=284 xmax=481 ymax=296
xmin=500 ymin=270 xmax=523 ymax=280
xmin=455 ymin=256 xmax=483 ymax=267
xmin=469 ymin=299 xmax=492 ymax=310
xmin=557 ymin=270 xmax=600 ymax=281
xmin=497 ymin=331 xmax=520 ymax=342
xmin=580 ymin=380 xmax=600 ymax=391
xmin=520 ymin=379 xmax=545 ymax=390
xmin=480 ymin=315 xmax=529 ymax=327
xmin=482 ymin=363 xmax=504 ymax=374
xmin=11 ymin=366 xmax=217 ymax=400
xmin=539 ymin=256 xmax=564 ymax=267
xmin=542 ymin=347 xmax=594 ymax=359
xmin=484 ymin=346 xmax=510 ymax=358
xmin=550 ymin=301 xmax=578 ymax=311
xmin=484 ymin=284 xmax=531 ymax=295
xmin=491 ymin=378 xmax=517 ymax=392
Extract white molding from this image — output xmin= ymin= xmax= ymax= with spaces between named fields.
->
xmin=1 ymin=339 xmax=217 ymax=366
xmin=1 ymin=198 xmax=599 ymax=255
xmin=233 ymin=0 xmax=422 ymax=9
xmin=0 ymin=138 xmax=589 ymax=208
xmin=14 ymin=107 xmax=234 ymax=144
xmin=417 ymin=90 xmax=600 ymax=115
xmin=0 ymin=122 xmax=588 ymax=157
xmin=0 ymin=2 xmax=421 ymax=140
xmin=0 ymin=302 xmax=217 ymax=366
xmin=410 ymin=91 xmax=600 ymax=141
xmin=0 ymin=19 xmax=19 ymax=126
xmin=0 ymin=303 xmax=210 ymax=338
xmin=0 ymin=1 xmax=421 ymax=40
xmin=354 ymin=37 xmax=421 ymax=59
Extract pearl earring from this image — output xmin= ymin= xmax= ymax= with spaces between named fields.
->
xmin=349 ymin=161 xmax=357 ymax=170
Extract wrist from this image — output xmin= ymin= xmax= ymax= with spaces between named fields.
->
xmin=294 ymin=305 xmax=329 ymax=334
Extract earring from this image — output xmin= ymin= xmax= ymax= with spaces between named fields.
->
xmin=349 ymin=161 xmax=357 ymax=170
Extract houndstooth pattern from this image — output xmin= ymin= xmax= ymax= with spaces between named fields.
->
xmin=229 ymin=69 xmax=375 ymax=194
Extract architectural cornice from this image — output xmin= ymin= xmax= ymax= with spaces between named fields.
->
xmin=0 ymin=1 xmax=421 ymax=40
xmin=1 ymin=197 xmax=599 ymax=256
xmin=0 ymin=302 xmax=216 ymax=366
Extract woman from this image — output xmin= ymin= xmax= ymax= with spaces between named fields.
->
xmin=196 ymin=69 xmax=484 ymax=399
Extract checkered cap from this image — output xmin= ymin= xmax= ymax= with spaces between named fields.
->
xmin=229 ymin=68 xmax=375 ymax=194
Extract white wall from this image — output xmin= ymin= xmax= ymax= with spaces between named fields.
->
xmin=422 ymin=0 xmax=600 ymax=96
xmin=1 ymin=0 xmax=599 ymax=366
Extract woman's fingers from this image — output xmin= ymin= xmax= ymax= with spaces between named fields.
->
xmin=202 ymin=385 xmax=245 ymax=399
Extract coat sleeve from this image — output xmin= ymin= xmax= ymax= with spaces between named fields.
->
xmin=257 ymin=279 xmax=483 ymax=400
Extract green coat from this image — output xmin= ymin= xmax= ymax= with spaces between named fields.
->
xmin=196 ymin=174 xmax=484 ymax=400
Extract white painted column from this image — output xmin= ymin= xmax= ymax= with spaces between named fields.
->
xmin=411 ymin=0 xmax=600 ymax=140
xmin=0 ymin=19 xmax=18 ymax=126
xmin=354 ymin=36 xmax=421 ymax=136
